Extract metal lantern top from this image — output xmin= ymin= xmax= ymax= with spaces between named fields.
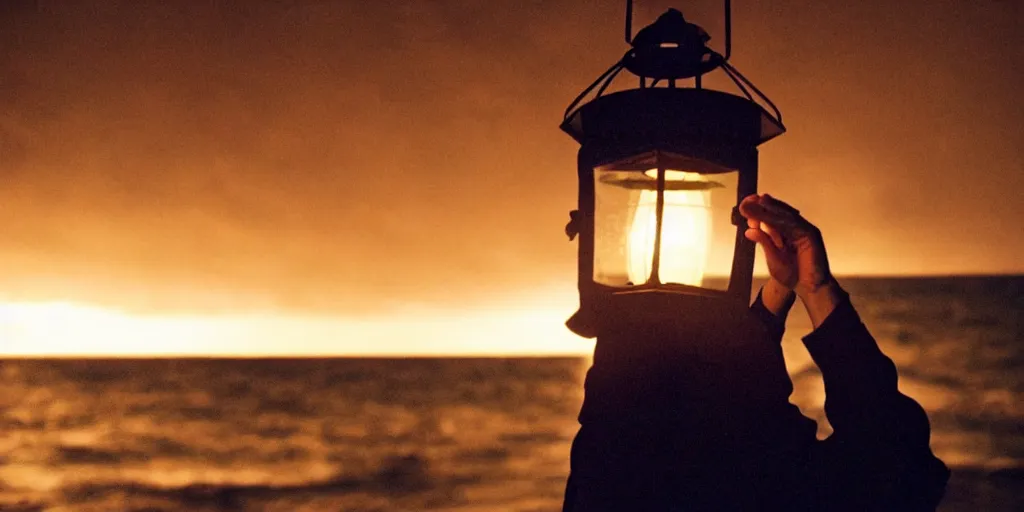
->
xmin=562 ymin=1 xmax=785 ymax=152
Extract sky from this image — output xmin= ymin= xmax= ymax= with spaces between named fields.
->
xmin=0 ymin=0 xmax=1021 ymax=355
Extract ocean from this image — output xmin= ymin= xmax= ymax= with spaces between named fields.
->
xmin=0 ymin=276 xmax=1020 ymax=511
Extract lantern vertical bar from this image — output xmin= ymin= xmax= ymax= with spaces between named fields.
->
xmin=650 ymin=157 xmax=667 ymax=285
xmin=728 ymin=149 xmax=758 ymax=299
xmin=577 ymin=147 xmax=597 ymax=297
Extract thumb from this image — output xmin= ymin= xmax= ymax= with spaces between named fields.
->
xmin=745 ymin=228 xmax=785 ymax=263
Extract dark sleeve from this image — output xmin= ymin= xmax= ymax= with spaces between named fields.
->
xmin=749 ymin=287 xmax=795 ymax=343
xmin=803 ymin=293 xmax=949 ymax=511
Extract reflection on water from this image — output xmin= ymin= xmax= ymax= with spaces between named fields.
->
xmin=0 ymin=276 xmax=1021 ymax=510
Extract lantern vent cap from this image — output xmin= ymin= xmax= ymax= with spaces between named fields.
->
xmin=624 ymin=8 xmax=718 ymax=80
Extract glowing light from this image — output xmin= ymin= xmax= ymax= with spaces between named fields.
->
xmin=627 ymin=170 xmax=712 ymax=286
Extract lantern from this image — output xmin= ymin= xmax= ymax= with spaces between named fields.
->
xmin=562 ymin=2 xmax=785 ymax=337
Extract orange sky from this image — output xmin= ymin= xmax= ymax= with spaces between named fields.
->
xmin=0 ymin=1 xmax=1020 ymax=355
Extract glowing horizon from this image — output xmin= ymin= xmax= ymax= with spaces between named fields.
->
xmin=6 ymin=270 xmax=1020 ymax=356
xmin=0 ymin=288 xmax=594 ymax=357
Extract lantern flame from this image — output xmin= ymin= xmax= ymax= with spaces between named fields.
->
xmin=627 ymin=170 xmax=712 ymax=286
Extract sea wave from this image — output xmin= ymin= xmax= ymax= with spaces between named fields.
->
xmin=53 ymin=453 xmax=483 ymax=510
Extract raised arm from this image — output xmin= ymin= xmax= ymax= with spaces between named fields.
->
xmin=802 ymin=280 xmax=948 ymax=510
xmin=740 ymin=194 xmax=949 ymax=510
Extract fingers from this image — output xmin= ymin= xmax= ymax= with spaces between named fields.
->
xmin=740 ymin=195 xmax=760 ymax=229
xmin=762 ymin=194 xmax=800 ymax=215
xmin=739 ymin=194 xmax=774 ymax=222
xmin=739 ymin=194 xmax=760 ymax=216
xmin=740 ymin=202 xmax=801 ymax=232
xmin=744 ymin=227 xmax=771 ymax=246
xmin=745 ymin=228 xmax=785 ymax=263
xmin=739 ymin=194 xmax=814 ymax=236
xmin=756 ymin=201 xmax=805 ymax=229
xmin=761 ymin=221 xmax=785 ymax=249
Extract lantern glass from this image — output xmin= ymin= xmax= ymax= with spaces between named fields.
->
xmin=592 ymin=151 xmax=738 ymax=290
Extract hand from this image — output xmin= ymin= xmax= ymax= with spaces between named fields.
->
xmin=739 ymin=194 xmax=843 ymax=327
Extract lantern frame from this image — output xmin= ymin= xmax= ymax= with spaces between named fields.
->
xmin=560 ymin=5 xmax=785 ymax=337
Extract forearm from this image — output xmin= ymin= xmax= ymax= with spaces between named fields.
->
xmin=803 ymin=289 xmax=948 ymax=508
xmin=803 ymin=288 xmax=905 ymax=420
xmin=802 ymin=283 xmax=936 ymax=447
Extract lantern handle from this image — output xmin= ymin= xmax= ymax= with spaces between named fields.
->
xmin=563 ymin=51 xmax=630 ymax=119
xmin=723 ymin=0 xmax=732 ymax=62
xmin=720 ymin=59 xmax=782 ymax=124
xmin=625 ymin=0 xmax=633 ymax=44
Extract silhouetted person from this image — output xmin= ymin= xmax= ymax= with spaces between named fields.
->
xmin=563 ymin=194 xmax=949 ymax=511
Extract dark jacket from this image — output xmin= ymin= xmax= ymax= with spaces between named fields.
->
xmin=563 ymin=290 xmax=949 ymax=511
